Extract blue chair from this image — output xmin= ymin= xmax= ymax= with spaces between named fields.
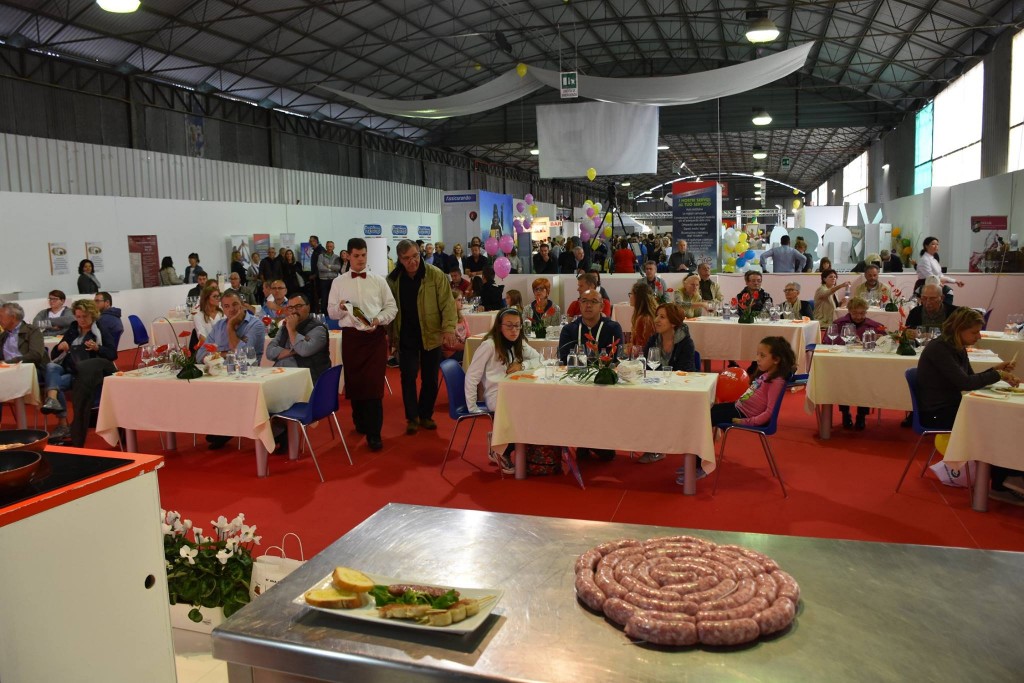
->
xmin=439 ymin=359 xmax=494 ymax=474
xmin=128 ymin=315 xmax=149 ymax=368
xmin=326 ymin=317 xmax=341 ymax=331
xmin=895 ymin=368 xmax=960 ymax=492
xmin=693 ymin=350 xmax=701 ymax=370
xmin=711 ymin=380 xmax=789 ymax=497
xmin=787 ymin=343 xmax=817 ymax=389
xmin=269 ymin=365 xmax=350 ymax=482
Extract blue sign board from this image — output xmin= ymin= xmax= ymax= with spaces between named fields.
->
xmin=417 ymin=226 xmax=432 ymax=237
xmin=363 ymin=224 xmax=382 ymax=236
xmin=392 ymin=225 xmax=408 ymax=236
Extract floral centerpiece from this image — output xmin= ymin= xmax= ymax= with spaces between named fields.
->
xmin=732 ymin=290 xmax=760 ymax=324
xmin=566 ymin=331 xmax=620 ymax=385
xmin=881 ymin=281 xmax=907 ymax=313
xmin=530 ymin=316 xmax=547 ymax=339
xmin=652 ymin=281 xmax=673 ymax=305
xmin=262 ymin=315 xmax=280 ymax=339
xmin=161 ymin=509 xmax=259 ymax=622
xmin=161 ymin=320 xmax=216 ymax=380
xmin=888 ymin=326 xmax=917 ymax=356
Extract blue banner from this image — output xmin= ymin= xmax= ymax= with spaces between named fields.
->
xmin=672 ymin=181 xmax=721 ymax=267
xmin=363 ymin=224 xmax=382 ymax=236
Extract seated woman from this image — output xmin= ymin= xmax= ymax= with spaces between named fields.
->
xmin=636 ymin=303 xmax=697 ymax=464
xmin=33 ymin=290 xmax=74 ymax=337
xmin=442 ymin=290 xmax=471 ymax=363
xmin=159 ymin=256 xmax=183 ymax=285
xmin=39 ymin=299 xmax=118 ymax=443
xmin=524 ymin=278 xmax=560 ymax=325
xmin=823 ymin=296 xmax=887 ymax=430
xmin=816 ymin=257 xmax=833 ymax=273
xmin=813 ymin=268 xmax=850 ymax=329
xmin=193 ymin=284 xmax=225 ymax=345
xmin=917 ymin=308 xmax=1021 ymax=505
xmin=627 ymin=281 xmax=657 ymax=353
xmin=464 ymin=308 xmax=542 ymax=472
xmin=674 ymin=274 xmax=714 ymax=317
xmin=504 ymin=289 xmax=523 ymax=312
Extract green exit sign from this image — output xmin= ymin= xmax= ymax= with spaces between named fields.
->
xmin=560 ymin=71 xmax=578 ymax=99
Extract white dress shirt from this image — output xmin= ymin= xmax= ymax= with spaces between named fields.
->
xmin=193 ymin=311 xmax=224 ymax=340
xmin=915 ymin=252 xmax=957 ymax=285
xmin=327 ymin=270 xmax=397 ymax=330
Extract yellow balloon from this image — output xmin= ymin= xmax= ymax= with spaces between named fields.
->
xmin=738 ymin=233 xmax=749 ymax=243
xmin=529 ymin=204 xmax=538 ymax=216
xmin=516 ymin=63 xmax=528 ymax=78
xmin=584 ymin=199 xmax=594 ymax=207
xmin=793 ymin=188 xmax=800 ymax=195
xmin=605 ymin=212 xmax=612 ymax=223
xmin=726 ymin=256 xmax=737 ymax=266
xmin=723 ymin=264 xmax=736 ymax=273
xmin=603 ymin=226 xmax=613 ymax=238
xmin=892 ymin=227 xmax=901 ymax=237
xmin=586 ymin=167 xmax=597 ymax=181
xmin=723 ymin=242 xmax=734 ymax=253
xmin=792 ymin=199 xmax=801 ymax=210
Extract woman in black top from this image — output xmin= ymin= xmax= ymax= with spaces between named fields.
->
xmin=231 ymin=249 xmax=248 ymax=286
xmin=280 ymin=249 xmax=301 ymax=295
xmin=77 ymin=259 xmax=100 ymax=294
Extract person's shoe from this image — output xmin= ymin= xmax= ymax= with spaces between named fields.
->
xmin=367 ymin=436 xmax=384 ymax=452
xmin=900 ymin=413 xmax=914 ymax=428
xmin=637 ymin=452 xmax=665 ymax=464
xmin=842 ymin=414 xmax=854 ymax=430
xmin=576 ymin=447 xmax=594 ymax=460
xmin=854 ymin=415 xmax=866 ymax=431
xmin=676 ymin=465 xmax=708 ymax=486
xmin=419 ymin=418 xmax=437 ymax=430
xmin=1002 ymin=476 xmax=1024 ymax=495
xmin=988 ymin=489 xmax=1024 ymax=507
xmin=405 ymin=419 xmax=419 ymax=435
xmin=40 ymin=397 xmax=62 ymax=414
xmin=207 ymin=435 xmax=232 ymax=450
xmin=47 ymin=425 xmax=70 ymax=442
xmin=386 ymin=357 xmax=400 ymax=368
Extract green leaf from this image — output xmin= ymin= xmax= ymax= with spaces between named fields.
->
xmin=188 ymin=608 xmax=203 ymax=623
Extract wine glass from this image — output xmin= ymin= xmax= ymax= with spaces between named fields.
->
xmin=841 ymin=323 xmax=857 ymax=349
xmin=646 ymin=347 xmax=662 ymax=376
xmin=825 ymin=323 xmax=839 ymax=346
xmin=245 ymin=345 xmax=258 ymax=371
xmin=139 ymin=345 xmax=153 ymax=373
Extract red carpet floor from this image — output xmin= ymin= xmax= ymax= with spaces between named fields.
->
xmin=23 ymin=356 xmax=1024 ymax=557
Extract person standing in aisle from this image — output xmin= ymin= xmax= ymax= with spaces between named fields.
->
xmin=308 ymin=235 xmax=326 ymax=315
xmin=328 ymin=238 xmax=397 ymax=452
xmin=317 ymin=240 xmax=341 ymax=314
xmin=387 ymin=239 xmax=458 ymax=435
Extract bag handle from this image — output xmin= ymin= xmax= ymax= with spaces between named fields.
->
xmin=262 ymin=532 xmax=305 ymax=560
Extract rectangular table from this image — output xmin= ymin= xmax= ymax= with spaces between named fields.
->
xmin=805 ymin=347 xmax=1003 ymax=439
xmin=944 ymin=387 xmax=1024 ymax=512
xmin=461 ymin=333 xmax=560 ymax=370
xmin=492 ymin=371 xmax=718 ymax=493
xmin=151 ymin=318 xmax=194 ymax=347
xmin=213 ymin=503 xmax=1024 ymax=683
xmin=977 ymin=330 xmax=1024 ymax=362
xmin=0 ymin=363 xmax=40 ymax=429
xmin=96 ymin=366 xmax=313 ymax=476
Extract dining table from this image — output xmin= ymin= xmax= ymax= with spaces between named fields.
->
xmin=976 ymin=330 xmax=1024 ymax=362
xmin=944 ymin=384 xmax=1024 ymax=512
xmin=151 ymin=318 xmax=195 ymax=348
xmin=491 ymin=369 xmax=718 ymax=494
xmin=95 ymin=366 xmax=313 ymax=477
xmin=460 ymin=331 xmax=561 ymax=370
xmin=463 ymin=311 xmax=498 ymax=336
xmin=805 ymin=345 xmax=1003 ymax=439
xmin=0 ymin=362 xmax=41 ymax=429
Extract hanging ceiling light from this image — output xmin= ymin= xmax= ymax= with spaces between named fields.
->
xmin=752 ymin=109 xmax=772 ymax=126
xmin=529 ymin=149 xmax=540 ymax=155
xmin=753 ymin=169 xmax=765 ymax=177
xmin=752 ymin=145 xmax=767 ymax=160
xmin=97 ymin=0 xmax=140 ymax=11
xmin=745 ymin=11 xmax=779 ymax=44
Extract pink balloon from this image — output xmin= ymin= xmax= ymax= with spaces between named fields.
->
xmin=484 ymin=236 xmax=499 ymax=257
xmin=580 ymin=229 xmax=592 ymax=241
xmin=493 ymin=256 xmax=512 ymax=279
xmin=525 ymin=193 xmax=534 ymax=205
xmin=499 ymin=234 xmax=515 ymax=254
xmin=516 ymin=202 xmax=525 ymax=213
xmin=586 ymin=207 xmax=595 ymax=218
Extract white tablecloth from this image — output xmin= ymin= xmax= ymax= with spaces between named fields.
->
xmin=686 ymin=318 xmax=821 ymax=373
xmin=977 ymin=331 xmax=1024 ymax=362
xmin=96 ymin=367 xmax=313 ymax=456
xmin=612 ymin=302 xmax=633 ymax=328
xmin=464 ymin=312 xmax=498 ymax=336
xmin=834 ymin=307 xmax=903 ymax=332
xmin=492 ymin=372 xmax=719 ymax=469
xmin=151 ymin=319 xmax=195 ymax=348
xmin=0 ymin=363 xmax=40 ymax=406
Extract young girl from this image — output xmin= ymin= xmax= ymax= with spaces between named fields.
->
xmin=710 ymin=336 xmax=795 ymax=427
xmin=443 ymin=290 xmax=472 ymax=362
xmin=505 ymin=289 xmax=523 ymax=312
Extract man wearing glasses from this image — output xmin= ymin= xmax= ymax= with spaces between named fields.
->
xmin=779 ymin=282 xmax=813 ymax=319
xmin=265 ymin=293 xmax=330 ymax=382
xmin=261 ymin=280 xmax=289 ymax=320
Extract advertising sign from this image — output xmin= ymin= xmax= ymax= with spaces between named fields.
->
xmin=970 ymin=215 xmax=1007 ymax=232
xmin=253 ymin=233 xmax=271 ymax=261
xmin=672 ymin=181 xmax=722 ymax=268
xmin=417 ymin=225 xmax=432 ymax=237
xmin=478 ymin=190 xmax=514 ymax=244
xmin=127 ymin=235 xmax=160 ymax=288
xmin=48 ymin=242 xmax=70 ymax=276
xmin=391 ymin=225 xmax=408 ymax=239
xmin=85 ymin=242 xmax=104 ymax=272
xmin=364 ymin=224 xmax=383 ymax=236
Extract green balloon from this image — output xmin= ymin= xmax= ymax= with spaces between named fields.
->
xmin=901 ymin=238 xmax=911 ymax=247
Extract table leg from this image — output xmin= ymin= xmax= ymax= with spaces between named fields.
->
xmin=817 ymin=404 xmax=833 ymax=440
xmin=126 ymin=429 xmax=138 ymax=452
xmin=13 ymin=397 xmax=27 ymax=429
xmin=514 ymin=443 xmax=527 ymax=480
xmin=165 ymin=432 xmax=177 ymax=450
xmin=971 ymin=461 xmax=991 ymax=512
xmin=287 ymin=422 xmax=300 ymax=461
xmin=255 ymin=441 xmax=270 ymax=477
xmin=682 ymin=454 xmax=697 ymax=495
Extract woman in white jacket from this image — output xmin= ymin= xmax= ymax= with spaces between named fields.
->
xmin=465 ymin=307 xmax=542 ymax=413
xmin=914 ymin=236 xmax=963 ymax=300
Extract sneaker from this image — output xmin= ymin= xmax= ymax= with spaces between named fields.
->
xmin=488 ymin=449 xmax=503 ymax=466
xmin=47 ymin=424 xmax=70 ymax=442
xmin=367 ymin=436 xmax=383 ymax=451
xmin=419 ymin=418 xmax=437 ymax=430
xmin=988 ymin=489 xmax=1024 ymax=507
xmin=1002 ymin=476 xmax=1024 ymax=495
xmin=637 ymin=452 xmax=665 ymax=464
xmin=40 ymin=397 xmax=62 ymax=415
xmin=386 ymin=357 xmax=399 ymax=368
xmin=405 ymin=419 xmax=419 ymax=435
xmin=675 ymin=465 xmax=708 ymax=486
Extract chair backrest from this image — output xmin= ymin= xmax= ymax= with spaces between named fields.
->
xmin=440 ymin=359 xmax=470 ymax=419
xmin=128 ymin=315 xmax=149 ymax=345
xmin=693 ymin=350 xmax=701 ymax=369
xmin=759 ymin=377 xmax=790 ymax=436
xmin=308 ymin=364 xmax=344 ymax=421
xmin=904 ymin=368 xmax=927 ymax=435
xmin=326 ymin=317 xmax=341 ymax=331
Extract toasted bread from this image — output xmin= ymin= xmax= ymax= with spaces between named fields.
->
xmin=332 ymin=566 xmax=374 ymax=593
xmin=304 ymin=586 xmax=365 ymax=609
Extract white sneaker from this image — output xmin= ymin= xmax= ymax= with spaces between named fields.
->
xmin=1001 ymin=476 xmax=1024 ymax=495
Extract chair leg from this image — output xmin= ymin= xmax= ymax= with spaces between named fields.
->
xmin=895 ymin=434 xmax=926 ymax=492
xmin=299 ymin=424 xmax=324 ymax=482
xmin=440 ymin=418 xmax=463 ymax=474
xmin=331 ymin=413 xmax=352 ymax=465
xmin=920 ymin=447 xmax=938 ymax=477
xmin=562 ymin=447 xmax=585 ymax=489
xmin=759 ymin=433 xmax=788 ymax=498
xmin=711 ymin=428 xmax=734 ymax=496
xmin=461 ymin=419 xmax=478 ymax=462
xmin=385 ymin=376 xmax=393 ymax=396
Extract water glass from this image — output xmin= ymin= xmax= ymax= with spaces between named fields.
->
xmin=225 ymin=351 xmax=237 ymax=375
xmin=841 ymin=323 xmax=857 ymax=349
xmin=825 ymin=324 xmax=839 ymax=346
xmin=769 ymin=305 xmax=780 ymax=322
xmin=862 ymin=329 xmax=877 ymax=351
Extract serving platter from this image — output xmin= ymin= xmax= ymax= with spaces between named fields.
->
xmin=293 ymin=571 xmax=502 ymax=635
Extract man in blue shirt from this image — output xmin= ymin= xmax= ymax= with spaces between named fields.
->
xmin=759 ymin=235 xmax=807 ymax=273
xmin=197 ymin=289 xmax=265 ymax=365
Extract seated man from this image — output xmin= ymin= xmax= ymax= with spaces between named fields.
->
xmin=905 ymin=283 xmax=956 ymax=334
xmin=852 ymin=264 xmax=891 ymax=303
xmin=260 ymin=280 xmax=289 ymax=320
xmin=565 ymin=272 xmax=612 ymax=317
xmin=265 ymin=293 xmax=330 ymax=382
xmin=449 ymin=264 xmax=471 ymax=295
xmin=0 ymin=302 xmax=46 ymax=371
xmin=735 ymin=270 xmax=773 ymax=313
xmin=823 ymin=296 xmax=886 ymax=430
xmin=640 ymin=260 xmax=667 ymax=297
xmin=779 ymin=282 xmax=814 ymax=319
xmin=695 ymin=262 xmax=723 ymax=304
xmin=186 ymin=270 xmax=208 ymax=303
xmin=478 ymin=266 xmax=505 ymax=311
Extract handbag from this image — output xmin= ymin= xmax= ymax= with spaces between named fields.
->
xmin=250 ymin=532 xmax=305 ymax=599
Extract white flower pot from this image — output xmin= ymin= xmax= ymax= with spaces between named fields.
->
xmin=169 ymin=603 xmax=225 ymax=634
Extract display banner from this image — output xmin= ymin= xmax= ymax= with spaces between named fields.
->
xmin=253 ymin=234 xmax=271 ymax=261
xmin=299 ymin=243 xmax=313 ymax=271
xmin=279 ymin=233 xmax=296 ymax=253
xmin=48 ymin=242 xmax=70 ymax=276
xmin=230 ymin=235 xmax=258 ymax=276
xmin=968 ymin=215 xmax=1013 ymax=272
xmin=672 ymin=181 xmax=722 ymax=268
xmin=127 ymin=235 xmax=160 ymax=288
xmin=85 ymin=242 xmax=104 ymax=272
xmin=441 ymin=191 xmax=479 ymax=249
xmin=478 ymin=190 xmax=513 ymax=243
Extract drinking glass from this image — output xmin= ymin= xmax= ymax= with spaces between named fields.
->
xmin=862 ymin=329 xmax=877 ymax=352
xmin=646 ymin=347 xmax=662 ymax=374
xmin=245 ymin=345 xmax=258 ymax=371
xmin=139 ymin=345 xmax=153 ymax=373
xmin=825 ymin=323 xmax=839 ymax=346
xmin=236 ymin=344 xmax=249 ymax=376
xmin=841 ymin=323 xmax=857 ymax=349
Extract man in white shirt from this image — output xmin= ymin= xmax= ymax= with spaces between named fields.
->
xmin=328 ymin=238 xmax=398 ymax=452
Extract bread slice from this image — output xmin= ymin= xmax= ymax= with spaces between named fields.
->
xmin=304 ymin=586 xmax=365 ymax=609
xmin=332 ymin=566 xmax=374 ymax=593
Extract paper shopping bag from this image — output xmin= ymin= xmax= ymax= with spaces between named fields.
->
xmin=250 ymin=532 xmax=305 ymax=600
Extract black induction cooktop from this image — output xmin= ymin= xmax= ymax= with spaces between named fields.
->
xmin=0 ymin=451 xmax=134 ymax=510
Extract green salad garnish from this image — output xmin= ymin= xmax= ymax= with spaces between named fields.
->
xmin=369 ymin=585 xmax=460 ymax=609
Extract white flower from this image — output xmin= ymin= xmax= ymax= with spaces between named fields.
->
xmin=172 ymin=519 xmax=184 ymax=534
xmin=224 ymin=537 xmax=239 ymax=551
xmin=161 ymin=523 xmax=173 ymax=535
xmin=215 ymin=548 xmax=234 ymax=565
xmin=182 ymin=519 xmax=193 ymax=531
xmin=192 ymin=527 xmax=203 ymax=543
xmin=166 ymin=510 xmax=180 ymax=525
xmin=179 ymin=544 xmax=198 ymax=565
xmin=239 ymin=524 xmax=258 ymax=543
xmin=211 ymin=515 xmax=230 ymax=541
xmin=228 ymin=513 xmax=245 ymax=535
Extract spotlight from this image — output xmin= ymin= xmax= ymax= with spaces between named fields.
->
xmin=97 ymin=0 xmax=140 ymax=11
xmin=753 ymin=169 xmax=765 ymax=177
xmin=529 ymin=149 xmax=540 ymax=155
xmin=657 ymin=144 xmax=669 ymax=150
xmin=620 ymin=182 xmax=631 ymax=187
xmin=752 ymin=109 xmax=772 ymax=126
xmin=745 ymin=11 xmax=779 ymax=44
xmin=752 ymin=145 xmax=767 ymax=160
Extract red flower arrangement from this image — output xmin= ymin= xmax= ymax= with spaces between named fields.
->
xmin=572 ymin=332 xmax=621 ymax=384
xmin=732 ymin=290 xmax=759 ymax=324
xmin=162 ymin=323 xmax=217 ymax=380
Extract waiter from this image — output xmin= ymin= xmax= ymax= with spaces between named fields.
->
xmin=328 ymin=238 xmax=397 ymax=452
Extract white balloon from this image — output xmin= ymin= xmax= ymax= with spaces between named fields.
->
xmin=581 ymin=217 xmax=595 ymax=231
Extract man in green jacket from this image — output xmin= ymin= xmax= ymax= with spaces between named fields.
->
xmin=388 ymin=239 xmax=458 ymax=434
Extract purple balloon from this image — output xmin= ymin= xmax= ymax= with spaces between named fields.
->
xmin=493 ymin=256 xmax=512 ymax=279
xmin=580 ymin=228 xmax=592 ymax=241
xmin=524 ymin=218 xmax=533 ymax=230
xmin=499 ymin=234 xmax=515 ymax=254
xmin=586 ymin=207 xmax=595 ymax=218
xmin=513 ymin=217 xmax=523 ymax=230
xmin=516 ymin=202 xmax=525 ymax=213
xmin=484 ymin=236 xmax=499 ymax=257
xmin=525 ymin=193 xmax=534 ymax=205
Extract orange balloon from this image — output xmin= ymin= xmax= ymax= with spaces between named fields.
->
xmin=715 ymin=367 xmax=750 ymax=403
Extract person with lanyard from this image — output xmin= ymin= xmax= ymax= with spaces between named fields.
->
xmin=328 ymin=238 xmax=397 ymax=452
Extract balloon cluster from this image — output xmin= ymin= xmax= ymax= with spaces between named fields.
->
xmin=580 ymin=198 xmax=614 ymax=241
xmin=721 ymin=227 xmax=757 ymax=273
xmin=484 ymin=230 xmax=517 ymax=279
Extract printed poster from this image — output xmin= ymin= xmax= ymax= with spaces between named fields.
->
xmin=48 ymin=242 xmax=70 ymax=276
xmin=672 ymin=181 xmax=722 ymax=268
xmin=253 ymin=233 xmax=271 ymax=262
xmin=85 ymin=242 xmax=104 ymax=272
xmin=127 ymin=235 xmax=160 ymax=288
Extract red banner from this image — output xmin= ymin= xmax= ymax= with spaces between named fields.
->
xmin=970 ymin=215 xmax=1007 ymax=232
xmin=127 ymin=235 xmax=160 ymax=289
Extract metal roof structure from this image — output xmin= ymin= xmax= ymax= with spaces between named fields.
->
xmin=0 ymin=0 xmax=1020 ymax=202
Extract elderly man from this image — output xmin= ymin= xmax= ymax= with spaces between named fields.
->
xmin=852 ymin=264 xmax=892 ymax=303
xmin=329 ymin=238 xmax=397 ymax=452
xmin=533 ymin=242 xmax=557 ymax=274
xmin=735 ymin=271 xmax=773 ymax=313
xmin=696 ymin=262 xmax=723 ymax=304
xmin=905 ymin=283 xmax=956 ymax=333
xmin=759 ymin=235 xmax=807 ymax=273
xmin=0 ymin=302 xmax=46 ymax=370
xmin=261 ymin=280 xmax=289 ymax=320
xmin=265 ymin=293 xmax=330 ymax=382
xmin=668 ymin=239 xmax=697 ymax=273
xmin=779 ymin=282 xmax=814 ymax=319
xmin=640 ymin=260 xmax=668 ymax=297
xmin=462 ymin=240 xmax=489 ymax=277
xmin=422 ymin=243 xmax=437 ymax=267
xmin=317 ymin=240 xmax=342 ymax=314
xmin=387 ymin=239 xmax=457 ymax=435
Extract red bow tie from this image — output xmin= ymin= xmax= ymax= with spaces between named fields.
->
xmin=351 ymin=271 xmax=366 ymax=279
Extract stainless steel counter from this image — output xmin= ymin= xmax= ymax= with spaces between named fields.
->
xmin=213 ymin=504 xmax=1024 ymax=682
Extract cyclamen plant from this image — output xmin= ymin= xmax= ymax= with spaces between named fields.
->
xmin=161 ymin=510 xmax=259 ymax=622
xmin=731 ymin=290 xmax=760 ymax=324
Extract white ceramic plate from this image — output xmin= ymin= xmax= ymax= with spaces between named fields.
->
xmin=293 ymin=572 xmax=502 ymax=635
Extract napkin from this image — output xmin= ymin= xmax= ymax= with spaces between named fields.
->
xmin=970 ymin=391 xmax=1008 ymax=400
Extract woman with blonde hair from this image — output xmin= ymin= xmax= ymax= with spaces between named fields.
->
xmin=628 ymin=280 xmax=657 ymax=351
xmin=451 ymin=243 xmax=466 ymax=274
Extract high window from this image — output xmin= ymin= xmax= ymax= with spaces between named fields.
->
xmin=1008 ymin=30 xmax=1024 ymax=171
xmin=842 ymin=152 xmax=869 ymax=204
xmin=915 ymin=63 xmax=983 ymax=192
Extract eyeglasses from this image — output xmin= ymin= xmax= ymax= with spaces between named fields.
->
xmin=501 ymin=323 xmax=522 ymax=330
xmin=783 ymin=288 xmax=798 ymax=293
xmin=287 ymin=304 xmax=308 ymax=310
